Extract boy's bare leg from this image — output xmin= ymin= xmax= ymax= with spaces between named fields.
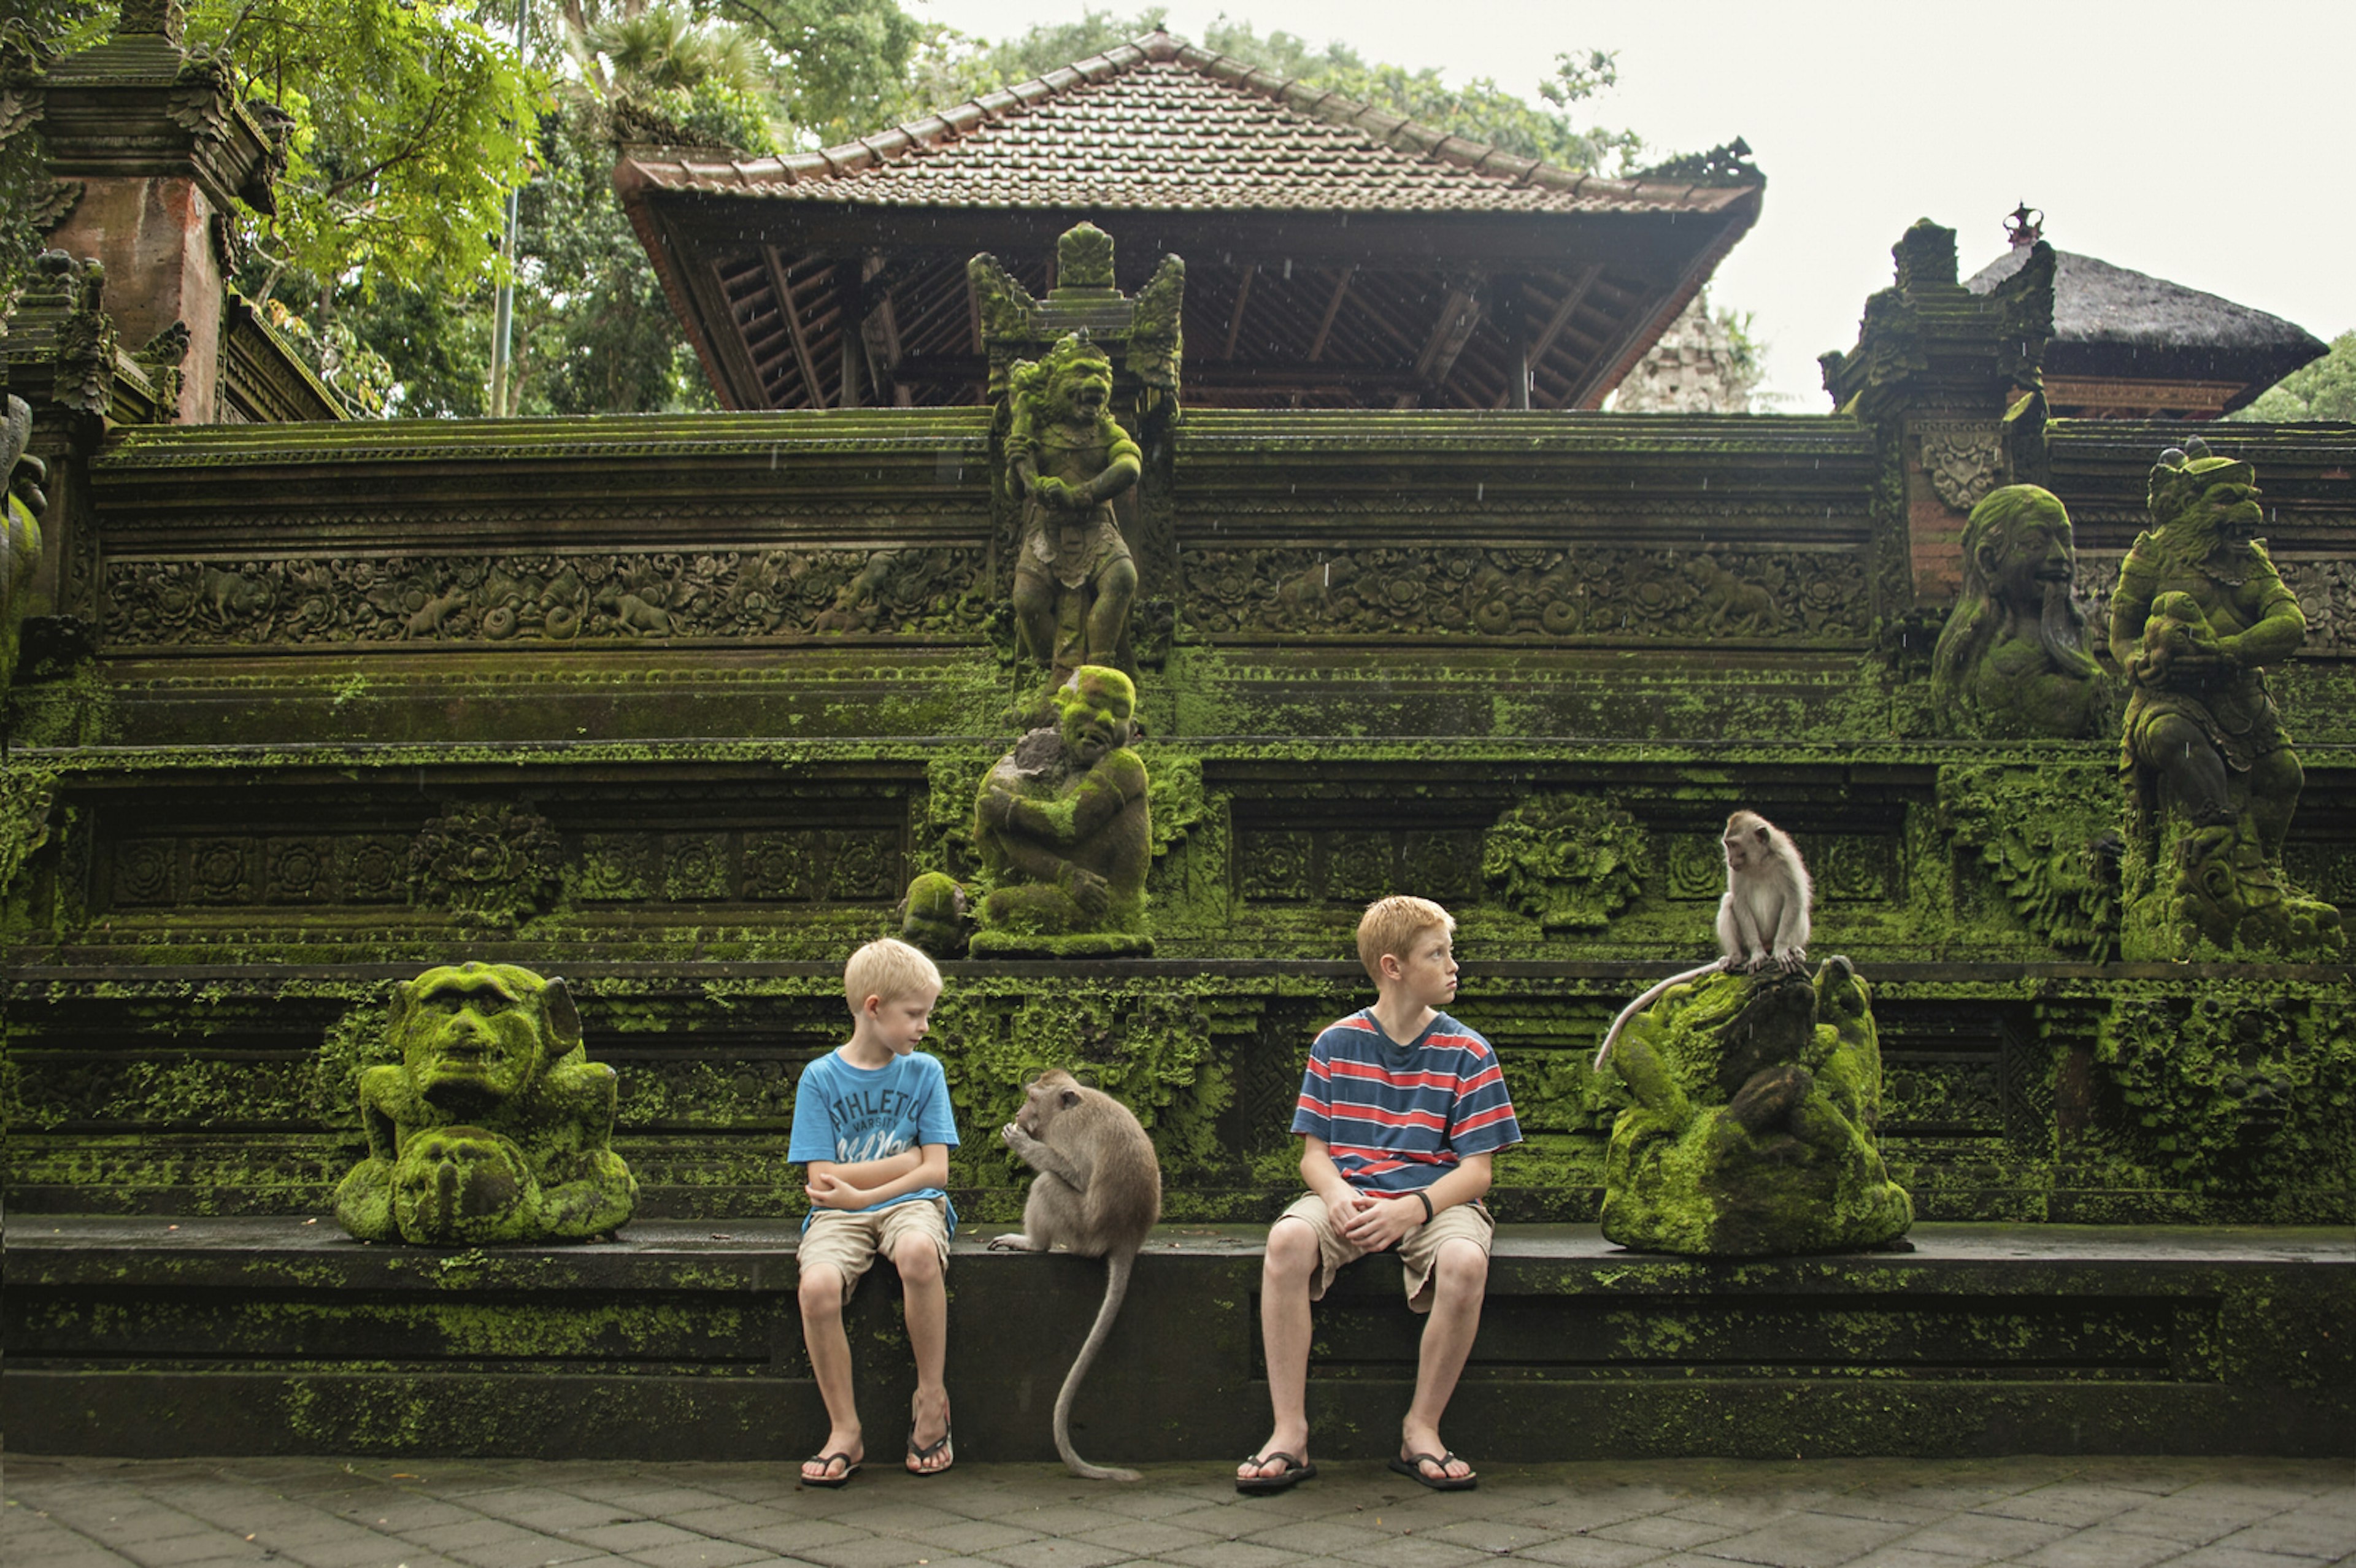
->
xmin=796 ymin=1262 xmax=863 ymax=1481
xmin=895 ymin=1235 xmax=953 ymax=1473
xmin=1399 ymin=1238 xmax=1485 ymax=1483
xmin=1239 ymin=1218 xmax=1319 ymax=1480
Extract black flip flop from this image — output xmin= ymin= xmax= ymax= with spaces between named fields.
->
xmin=1236 ymin=1451 xmax=1317 ymax=1494
xmin=1389 ymin=1450 xmax=1477 ymax=1491
xmin=799 ymin=1451 xmax=861 ymax=1488
xmin=906 ymin=1429 xmax=954 ymax=1477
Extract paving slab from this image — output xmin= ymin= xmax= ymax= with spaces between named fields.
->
xmin=6 ymin=1454 xmax=2355 ymax=1567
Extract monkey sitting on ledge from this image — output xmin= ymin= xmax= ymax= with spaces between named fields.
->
xmin=1594 ymin=810 xmax=1811 ymax=1071
xmin=990 ymin=1069 xmax=1161 ymax=1482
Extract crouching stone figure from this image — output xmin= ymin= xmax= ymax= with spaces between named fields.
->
xmin=334 ymin=962 xmax=637 ymax=1245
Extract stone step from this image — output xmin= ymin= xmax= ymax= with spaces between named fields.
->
xmin=7 ymin=1218 xmax=2350 ymax=1461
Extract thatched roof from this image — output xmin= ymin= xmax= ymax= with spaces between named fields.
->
xmin=1966 ymin=247 xmax=2323 ymax=414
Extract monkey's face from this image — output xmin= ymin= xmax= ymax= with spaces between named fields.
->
xmin=1017 ymin=1072 xmax=1082 ymax=1137
xmin=399 ymin=969 xmax=547 ymax=1111
xmin=1722 ymin=824 xmax=1766 ymax=874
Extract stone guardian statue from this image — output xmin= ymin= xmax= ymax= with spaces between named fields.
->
xmin=2108 ymin=440 xmax=2341 ymax=958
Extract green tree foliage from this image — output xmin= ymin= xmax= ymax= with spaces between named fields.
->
xmin=2230 ymin=331 xmax=2356 ymax=423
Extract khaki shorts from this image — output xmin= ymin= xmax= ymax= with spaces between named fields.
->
xmin=798 ymin=1198 xmax=952 ymax=1305
xmin=1274 ymin=1190 xmax=1495 ymax=1314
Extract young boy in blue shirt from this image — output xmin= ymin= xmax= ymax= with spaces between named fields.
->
xmin=1239 ymin=896 xmax=1521 ymax=1494
xmin=789 ymin=937 xmax=960 ymax=1485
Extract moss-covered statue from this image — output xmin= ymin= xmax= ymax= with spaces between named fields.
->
xmin=1597 ymin=959 xmax=1911 ymax=1256
xmin=2 ymin=393 xmax=48 ymax=690
xmin=334 ymin=962 xmax=638 ymax=1245
xmin=1007 ymin=336 xmax=1140 ymax=679
xmin=903 ymin=666 xmax=1152 ymax=959
xmin=1930 ymin=484 xmax=2110 ymax=739
xmin=2108 ymin=440 xmax=2342 ymax=959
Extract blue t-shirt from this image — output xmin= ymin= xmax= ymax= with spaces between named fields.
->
xmin=788 ymin=1048 xmax=960 ymax=1234
xmin=1291 ymin=1009 xmax=1522 ymax=1194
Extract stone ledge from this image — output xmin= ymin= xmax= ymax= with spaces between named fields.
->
xmin=7 ymin=1220 xmax=2351 ymax=1461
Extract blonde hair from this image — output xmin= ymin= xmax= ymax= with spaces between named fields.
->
xmin=1356 ymin=895 xmax=1455 ymax=981
xmin=844 ymin=937 xmax=942 ymax=1013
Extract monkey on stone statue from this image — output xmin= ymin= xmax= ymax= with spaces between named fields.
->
xmin=989 ymin=1069 xmax=1162 ymax=1482
xmin=1593 ymin=810 xmax=1813 ymax=1071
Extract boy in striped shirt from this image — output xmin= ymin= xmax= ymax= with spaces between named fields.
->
xmin=1238 ymin=896 xmax=1521 ymax=1496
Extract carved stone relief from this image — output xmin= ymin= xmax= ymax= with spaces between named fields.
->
xmin=1668 ymin=831 xmax=1895 ymax=904
xmin=1915 ymin=419 xmax=2005 ymax=513
xmin=100 ymin=547 xmax=989 ymax=647
xmin=1235 ymin=826 xmax=1483 ymax=905
xmin=1183 ymin=545 xmax=1867 ymax=641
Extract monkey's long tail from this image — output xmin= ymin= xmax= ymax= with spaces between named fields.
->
xmin=1053 ymin=1248 xmax=1141 ymax=1482
xmin=1593 ymin=961 xmax=1725 ymax=1071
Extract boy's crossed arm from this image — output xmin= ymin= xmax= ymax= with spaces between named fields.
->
xmin=1300 ymin=1136 xmax=1495 ymax=1254
xmin=804 ymin=1143 xmax=950 ymax=1210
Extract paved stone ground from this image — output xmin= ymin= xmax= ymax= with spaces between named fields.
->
xmin=6 ymin=1454 xmax=2352 ymax=1568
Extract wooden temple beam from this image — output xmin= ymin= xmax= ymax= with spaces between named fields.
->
xmin=1223 ymin=263 xmax=1257 ymax=359
xmin=760 ymin=245 xmax=827 ymax=409
xmin=1306 ymin=266 xmax=1355 ymax=363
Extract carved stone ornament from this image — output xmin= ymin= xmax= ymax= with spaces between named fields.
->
xmin=101 ymin=546 xmax=988 ymax=647
xmin=333 ymin=962 xmax=638 ymax=1245
xmin=410 ymin=802 xmax=561 ymax=929
xmin=2111 ymin=441 xmax=2342 ymax=959
xmin=1480 ymin=794 xmax=1649 ymax=932
xmin=1917 ymin=419 xmax=2004 ymax=513
xmin=1184 ymin=544 xmax=1864 ymax=642
xmin=904 ymin=666 xmax=1152 ymax=959
xmin=1928 ymin=483 xmax=2112 ymax=739
xmin=1599 ymin=959 xmax=1912 ymax=1257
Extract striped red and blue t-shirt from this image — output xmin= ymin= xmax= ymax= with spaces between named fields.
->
xmin=1291 ymin=1009 xmax=1522 ymax=1193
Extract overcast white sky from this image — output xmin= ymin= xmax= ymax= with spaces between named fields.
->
xmin=907 ymin=0 xmax=2352 ymax=409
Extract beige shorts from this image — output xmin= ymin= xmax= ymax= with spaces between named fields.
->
xmin=1274 ymin=1190 xmax=1495 ymax=1314
xmin=798 ymin=1198 xmax=952 ymax=1304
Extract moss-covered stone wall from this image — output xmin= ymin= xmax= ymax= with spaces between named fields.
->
xmin=3 ymin=410 xmax=2350 ymax=1228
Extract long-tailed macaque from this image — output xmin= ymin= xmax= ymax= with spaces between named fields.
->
xmin=1593 ymin=811 xmax=1813 ymax=1070
xmin=988 ymin=1069 xmax=1161 ymax=1481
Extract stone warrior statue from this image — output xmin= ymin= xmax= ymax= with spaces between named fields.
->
xmin=2 ymin=393 xmax=49 ymax=691
xmin=334 ymin=962 xmax=638 ymax=1245
xmin=2108 ymin=440 xmax=2341 ymax=958
xmin=1930 ymin=483 xmax=2111 ymax=739
xmin=1007 ymin=336 xmax=1140 ymax=680
xmin=903 ymin=665 xmax=1152 ymax=959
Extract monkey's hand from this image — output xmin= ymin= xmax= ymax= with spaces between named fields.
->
xmin=1001 ymin=1121 xmax=1041 ymax=1158
xmin=1774 ymin=946 xmax=1808 ymax=973
xmin=987 ymin=1232 xmax=1040 ymax=1252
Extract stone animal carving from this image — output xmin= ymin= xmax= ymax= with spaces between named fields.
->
xmin=1599 ymin=956 xmax=1911 ymax=1256
xmin=903 ymin=666 xmax=1152 ymax=959
xmin=1595 ymin=811 xmax=1811 ymax=1070
xmin=989 ymin=1069 xmax=1162 ymax=1481
xmin=1930 ymin=483 xmax=2109 ymax=739
xmin=334 ymin=962 xmax=637 ymax=1245
xmin=1683 ymin=555 xmax=1777 ymax=635
xmin=2107 ymin=440 xmax=2340 ymax=958
xmin=1007 ymin=336 xmax=1141 ymax=678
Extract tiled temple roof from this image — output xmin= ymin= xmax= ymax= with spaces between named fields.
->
xmin=620 ymin=33 xmax=1752 ymax=219
xmin=614 ymin=32 xmax=1762 ymax=413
